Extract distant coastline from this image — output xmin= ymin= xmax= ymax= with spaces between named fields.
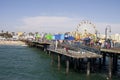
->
xmin=0 ymin=40 xmax=26 ymax=46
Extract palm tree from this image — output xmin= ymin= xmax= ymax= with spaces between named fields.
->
xmin=1 ymin=30 xmax=4 ymax=33
xmin=12 ymin=32 xmax=15 ymax=36
xmin=4 ymin=31 xmax=12 ymax=39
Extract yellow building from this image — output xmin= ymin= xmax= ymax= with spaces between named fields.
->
xmin=17 ymin=32 xmax=23 ymax=36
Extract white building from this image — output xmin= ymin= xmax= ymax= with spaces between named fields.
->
xmin=99 ymin=33 xmax=120 ymax=42
xmin=111 ymin=34 xmax=120 ymax=42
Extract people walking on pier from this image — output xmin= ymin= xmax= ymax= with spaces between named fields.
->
xmin=83 ymin=36 xmax=91 ymax=46
xmin=104 ymin=39 xmax=111 ymax=49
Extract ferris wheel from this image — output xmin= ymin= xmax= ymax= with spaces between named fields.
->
xmin=76 ymin=20 xmax=96 ymax=35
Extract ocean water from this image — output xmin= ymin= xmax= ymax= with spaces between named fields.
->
xmin=0 ymin=45 xmax=119 ymax=80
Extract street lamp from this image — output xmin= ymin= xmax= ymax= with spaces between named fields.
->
xmin=105 ymin=25 xmax=111 ymax=40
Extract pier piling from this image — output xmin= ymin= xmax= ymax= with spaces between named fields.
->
xmin=113 ymin=54 xmax=118 ymax=72
xmin=102 ymin=53 xmax=106 ymax=66
xmin=66 ymin=59 xmax=69 ymax=74
xmin=99 ymin=58 xmax=102 ymax=70
xmin=51 ymin=53 xmax=54 ymax=65
xmin=58 ymin=54 xmax=61 ymax=70
xmin=87 ymin=58 xmax=90 ymax=76
xmin=108 ymin=54 xmax=113 ymax=80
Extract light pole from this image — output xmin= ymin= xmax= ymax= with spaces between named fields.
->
xmin=105 ymin=25 xmax=111 ymax=40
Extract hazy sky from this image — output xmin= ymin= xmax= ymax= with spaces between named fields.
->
xmin=0 ymin=0 xmax=120 ymax=34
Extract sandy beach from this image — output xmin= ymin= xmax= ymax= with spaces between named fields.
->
xmin=0 ymin=40 xmax=26 ymax=46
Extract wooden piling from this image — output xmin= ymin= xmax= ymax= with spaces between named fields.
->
xmin=91 ymin=58 xmax=95 ymax=72
xmin=48 ymin=51 xmax=51 ymax=56
xmin=102 ymin=53 xmax=106 ymax=66
xmin=113 ymin=54 xmax=118 ymax=72
xmin=87 ymin=58 xmax=90 ymax=76
xmin=51 ymin=53 xmax=54 ymax=65
xmin=58 ymin=54 xmax=61 ymax=70
xmin=108 ymin=54 xmax=113 ymax=80
xmin=99 ymin=58 xmax=102 ymax=70
xmin=74 ymin=59 xmax=77 ymax=70
xmin=66 ymin=59 xmax=69 ymax=74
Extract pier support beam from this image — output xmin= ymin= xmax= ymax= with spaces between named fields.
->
xmin=48 ymin=51 xmax=51 ymax=56
xmin=99 ymin=58 xmax=102 ymax=70
xmin=43 ymin=45 xmax=47 ymax=52
xmin=113 ymin=54 xmax=118 ymax=73
xmin=66 ymin=59 xmax=69 ymax=74
xmin=87 ymin=58 xmax=90 ymax=76
xmin=58 ymin=55 xmax=61 ymax=70
xmin=102 ymin=53 xmax=106 ymax=66
xmin=74 ymin=59 xmax=77 ymax=70
xmin=51 ymin=53 xmax=54 ymax=65
xmin=108 ymin=54 xmax=113 ymax=80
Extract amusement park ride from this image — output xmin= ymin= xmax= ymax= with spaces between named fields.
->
xmin=72 ymin=20 xmax=98 ymax=40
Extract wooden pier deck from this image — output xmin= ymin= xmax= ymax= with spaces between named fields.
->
xmin=48 ymin=48 xmax=102 ymax=76
xmin=48 ymin=48 xmax=102 ymax=59
xmin=101 ymin=48 xmax=120 ymax=54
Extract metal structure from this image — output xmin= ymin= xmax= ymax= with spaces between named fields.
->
xmin=105 ymin=25 xmax=111 ymax=40
xmin=76 ymin=20 xmax=97 ymax=39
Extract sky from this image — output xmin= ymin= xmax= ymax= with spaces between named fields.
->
xmin=0 ymin=0 xmax=120 ymax=34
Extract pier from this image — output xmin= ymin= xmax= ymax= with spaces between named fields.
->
xmin=1 ymin=1 xmax=120 ymax=79
xmin=101 ymin=48 xmax=120 ymax=80
xmin=48 ymin=48 xmax=102 ymax=75
xmin=25 ymin=41 xmax=102 ymax=75
xmin=76 ymin=44 xmax=120 ymax=80
xmin=24 ymin=40 xmax=120 ymax=80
